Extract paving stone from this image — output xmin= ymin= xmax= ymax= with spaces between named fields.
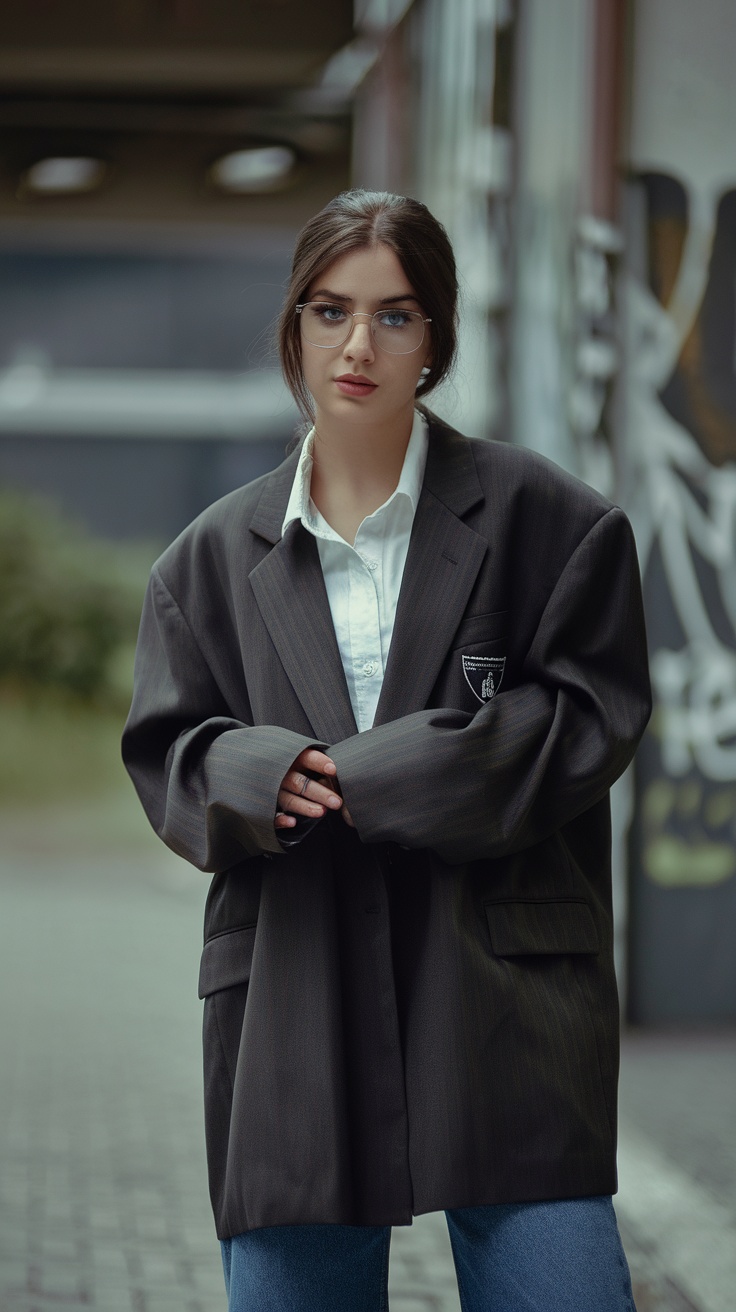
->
xmin=192 ymin=1270 xmax=228 ymax=1299
xmin=0 ymin=1225 xmax=27 ymax=1258
xmin=138 ymin=1296 xmax=208 ymax=1312
xmin=389 ymin=1214 xmax=461 ymax=1311
xmin=0 ymin=1259 xmax=31 ymax=1291
xmin=90 ymin=1292 xmax=138 ymax=1312
xmin=132 ymin=1215 xmax=171 ymax=1243
xmin=390 ymin=1296 xmax=447 ymax=1312
xmin=136 ymin=1254 xmax=184 ymax=1288
xmin=37 ymin=1236 xmax=79 ymax=1262
xmin=89 ymin=1249 xmax=132 ymax=1284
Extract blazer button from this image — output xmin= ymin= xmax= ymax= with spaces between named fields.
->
xmin=364 ymin=903 xmax=381 ymax=914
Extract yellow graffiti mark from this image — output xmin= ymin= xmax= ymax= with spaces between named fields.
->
xmin=644 ymin=837 xmax=736 ymax=888
xmin=642 ymin=779 xmax=676 ymax=827
xmin=675 ymin=780 xmax=702 ymax=818
xmin=704 ymin=789 xmax=736 ymax=829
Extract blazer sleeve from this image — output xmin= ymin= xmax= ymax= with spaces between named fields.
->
xmin=121 ymin=566 xmax=325 ymax=872
xmin=329 ymin=506 xmax=652 ymax=864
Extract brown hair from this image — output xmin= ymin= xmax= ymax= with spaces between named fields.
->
xmin=278 ymin=189 xmax=458 ymax=421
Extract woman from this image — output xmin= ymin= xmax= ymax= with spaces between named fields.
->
xmin=123 ymin=190 xmax=651 ymax=1311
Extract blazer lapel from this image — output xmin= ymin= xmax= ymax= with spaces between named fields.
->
xmin=249 ymin=455 xmax=357 ymax=743
xmin=247 ymin=415 xmax=487 ymax=741
xmin=373 ymin=419 xmax=487 ymax=727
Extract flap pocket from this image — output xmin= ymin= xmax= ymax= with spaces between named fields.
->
xmin=198 ymin=924 xmax=256 ymax=998
xmin=485 ymin=899 xmax=599 ymax=956
xmin=452 ymin=610 xmax=508 ymax=650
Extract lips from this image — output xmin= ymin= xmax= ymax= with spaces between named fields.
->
xmin=334 ymin=374 xmax=377 ymax=398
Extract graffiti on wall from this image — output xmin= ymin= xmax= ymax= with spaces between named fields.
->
xmin=622 ymin=176 xmax=736 ymax=892
xmin=570 ymin=213 xmax=622 ymax=498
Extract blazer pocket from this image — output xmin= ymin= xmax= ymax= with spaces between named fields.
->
xmin=484 ymin=898 xmax=599 ymax=956
xmin=198 ymin=923 xmax=257 ymax=998
xmin=452 ymin=609 xmax=508 ymax=650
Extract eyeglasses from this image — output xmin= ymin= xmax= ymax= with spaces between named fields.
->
xmin=296 ymin=302 xmax=431 ymax=355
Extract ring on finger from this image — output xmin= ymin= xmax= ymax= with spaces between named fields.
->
xmin=299 ymin=775 xmax=310 ymax=796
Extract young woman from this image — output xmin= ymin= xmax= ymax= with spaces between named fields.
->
xmin=123 ymin=190 xmax=651 ymax=1312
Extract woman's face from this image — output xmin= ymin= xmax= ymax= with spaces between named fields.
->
xmin=300 ymin=243 xmax=432 ymax=432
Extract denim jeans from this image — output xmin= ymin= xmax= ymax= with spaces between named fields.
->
xmin=220 ymin=1195 xmax=637 ymax=1311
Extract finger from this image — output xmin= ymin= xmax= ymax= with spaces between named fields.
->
xmin=342 ymin=804 xmax=355 ymax=828
xmin=284 ymin=772 xmax=342 ymax=810
xmin=297 ymin=748 xmax=337 ymax=776
xmin=277 ymin=789 xmax=327 ymax=819
xmin=300 ymin=776 xmax=342 ymax=808
xmin=284 ymin=770 xmax=312 ymax=797
xmin=275 ymin=812 xmax=296 ymax=829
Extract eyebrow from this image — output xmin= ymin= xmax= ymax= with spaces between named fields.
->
xmin=309 ymin=289 xmax=421 ymax=306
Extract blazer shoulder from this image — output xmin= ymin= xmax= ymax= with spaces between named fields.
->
xmin=470 ymin=435 xmax=614 ymax=517
xmin=458 ymin=434 xmax=627 ymax=562
xmin=422 ymin=408 xmax=627 ymax=574
xmin=425 ymin=410 xmax=615 ymax=522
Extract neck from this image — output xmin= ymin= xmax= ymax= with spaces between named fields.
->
xmin=307 ymin=401 xmax=416 ymax=545
xmin=310 ymin=401 xmax=415 ymax=496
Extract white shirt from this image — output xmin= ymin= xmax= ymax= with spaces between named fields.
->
xmin=282 ymin=409 xmax=428 ymax=731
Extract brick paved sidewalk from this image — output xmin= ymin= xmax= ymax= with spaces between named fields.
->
xmin=0 ymin=800 xmax=733 ymax=1311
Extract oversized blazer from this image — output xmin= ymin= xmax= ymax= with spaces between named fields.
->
xmin=122 ymin=411 xmax=652 ymax=1240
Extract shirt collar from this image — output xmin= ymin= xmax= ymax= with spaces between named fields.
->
xmin=281 ymin=408 xmax=428 ymax=540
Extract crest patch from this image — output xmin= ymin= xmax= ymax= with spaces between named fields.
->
xmin=461 ymin=654 xmax=506 ymax=703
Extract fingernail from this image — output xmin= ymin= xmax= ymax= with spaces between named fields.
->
xmin=328 ymin=796 xmax=341 ymax=808
xmin=324 ymin=761 xmax=336 ymax=773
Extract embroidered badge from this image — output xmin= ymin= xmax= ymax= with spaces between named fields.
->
xmin=462 ymin=654 xmax=506 ymax=703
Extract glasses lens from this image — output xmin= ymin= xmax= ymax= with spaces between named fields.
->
xmin=371 ymin=310 xmax=425 ymax=354
xmin=299 ymin=303 xmax=349 ymax=347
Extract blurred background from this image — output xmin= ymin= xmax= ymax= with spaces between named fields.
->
xmin=0 ymin=2 xmax=734 ymax=1310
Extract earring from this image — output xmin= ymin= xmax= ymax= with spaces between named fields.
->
xmin=420 ymin=366 xmax=430 ymax=377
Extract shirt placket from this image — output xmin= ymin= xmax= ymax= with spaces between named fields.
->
xmin=349 ymin=527 xmax=383 ymax=732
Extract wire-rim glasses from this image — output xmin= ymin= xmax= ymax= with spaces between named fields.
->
xmin=296 ymin=301 xmax=431 ymax=355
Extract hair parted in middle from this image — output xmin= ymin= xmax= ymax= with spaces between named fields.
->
xmin=278 ymin=189 xmax=459 ymax=422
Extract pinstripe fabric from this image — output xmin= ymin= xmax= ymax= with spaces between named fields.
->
xmin=122 ymin=412 xmax=652 ymax=1239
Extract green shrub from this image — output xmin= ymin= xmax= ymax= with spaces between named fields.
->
xmin=0 ymin=489 xmax=153 ymax=703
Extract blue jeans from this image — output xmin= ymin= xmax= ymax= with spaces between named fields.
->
xmin=220 ymin=1196 xmax=637 ymax=1311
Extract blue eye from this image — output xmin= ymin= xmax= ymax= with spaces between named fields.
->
xmin=377 ymin=310 xmax=412 ymax=329
xmin=314 ymin=303 xmax=346 ymax=322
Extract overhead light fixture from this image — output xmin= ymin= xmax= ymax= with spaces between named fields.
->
xmin=209 ymin=146 xmax=296 ymax=194
xmin=23 ymin=156 xmax=107 ymax=195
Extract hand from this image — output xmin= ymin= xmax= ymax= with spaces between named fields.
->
xmin=320 ymin=773 xmax=355 ymax=828
xmin=275 ymin=748 xmax=344 ymax=831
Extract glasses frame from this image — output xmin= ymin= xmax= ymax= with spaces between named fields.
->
xmin=295 ymin=302 xmax=432 ymax=355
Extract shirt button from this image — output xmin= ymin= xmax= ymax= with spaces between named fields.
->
xmin=366 ymin=558 xmax=378 ymax=571
xmin=362 ymin=660 xmax=377 ymax=677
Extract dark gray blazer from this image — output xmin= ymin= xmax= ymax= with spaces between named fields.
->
xmin=122 ymin=412 xmax=651 ymax=1239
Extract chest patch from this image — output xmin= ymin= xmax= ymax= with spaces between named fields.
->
xmin=461 ymin=654 xmax=506 ymax=703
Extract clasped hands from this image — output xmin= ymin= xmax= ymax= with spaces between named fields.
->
xmin=275 ymin=747 xmax=354 ymax=832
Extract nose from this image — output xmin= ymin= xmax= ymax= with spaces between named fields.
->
xmin=343 ymin=313 xmax=375 ymax=362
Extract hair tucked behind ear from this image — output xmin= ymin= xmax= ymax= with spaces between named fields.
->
xmin=278 ymin=190 xmax=458 ymax=423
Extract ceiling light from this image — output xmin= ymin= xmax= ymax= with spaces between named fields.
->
xmin=210 ymin=146 xmax=296 ymax=194
xmin=23 ymin=156 xmax=106 ymax=195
